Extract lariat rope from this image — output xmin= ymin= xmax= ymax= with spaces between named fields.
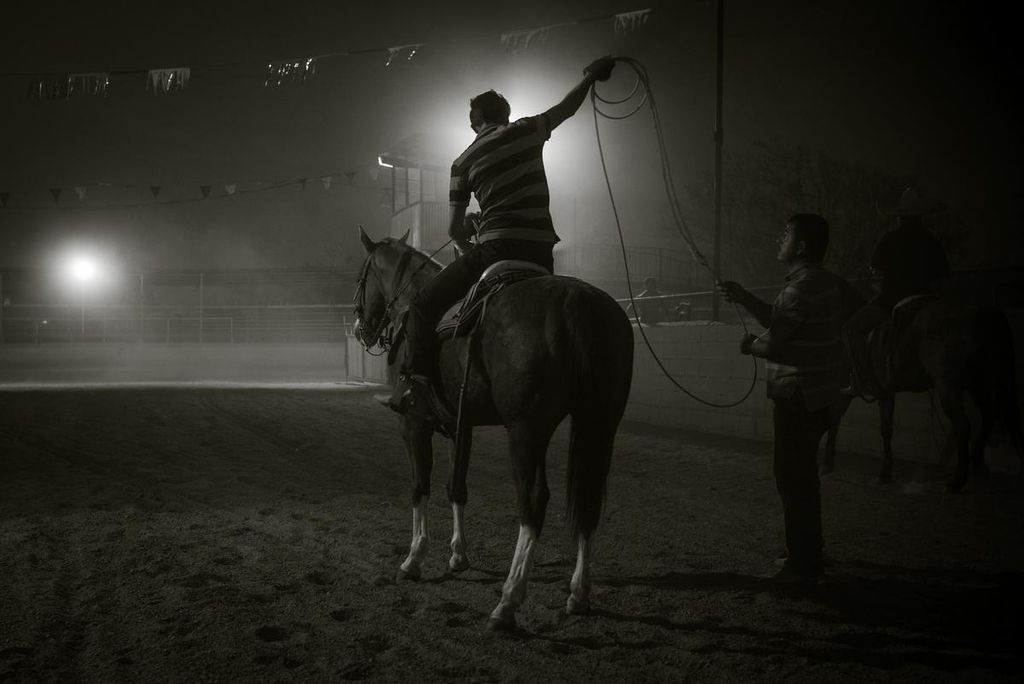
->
xmin=591 ymin=56 xmax=756 ymax=408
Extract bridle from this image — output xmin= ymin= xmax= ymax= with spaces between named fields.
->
xmin=352 ymin=239 xmax=452 ymax=355
xmin=353 ymin=246 xmax=415 ymax=355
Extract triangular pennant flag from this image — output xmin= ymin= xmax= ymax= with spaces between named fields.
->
xmin=0 ymin=192 xmax=9 ymax=209
xmin=147 ymin=67 xmax=191 ymax=93
xmin=49 ymin=188 xmax=62 ymax=204
xmin=299 ymin=178 xmax=308 ymax=190
xmin=28 ymin=76 xmax=61 ymax=100
xmin=150 ymin=186 xmax=161 ymax=200
xmin=500 ymin=26 xmax=552 ymax=54
xmin=224 ymin=184 xmax=237 ymax=195
xmin=200 ymin=185 xmax=211 ymax=199
xmin=368 ymin=166 xmax=380 ymax=181
xmin=344 ymin=171 xmax=357 ymax=184
xmin=384 ymin=44 xmax=423 ymax=67
xmin=321 ymin=176 xmax=332 ymax=190
xmin=69 ymin=73 xmax=110 ymax=97
xmin=74 ymin=186 xmax=87 ymax=201
xmin=264 ymin=58 xmax=319 ymax=87
xmin=613 ymin=9 xmax=651 ymax=34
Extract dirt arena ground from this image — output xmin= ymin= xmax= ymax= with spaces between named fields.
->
xmin=0 ymin=386 xmax=1021 ymax=682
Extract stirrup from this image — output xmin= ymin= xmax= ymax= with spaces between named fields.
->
xmin=380 ymin=373 xmax=431 ymax=413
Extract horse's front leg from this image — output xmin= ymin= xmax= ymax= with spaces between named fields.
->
xmin=398 ymin=418 xmax=434 ymax=581
xmin=878 ymin=396 xmax=895 ymax=483
xmin=446 ymin=422 xmax=472 ymax=573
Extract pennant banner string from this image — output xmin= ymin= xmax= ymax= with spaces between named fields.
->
xmin=384 ymin=44 xmax=423 ymax=67
xmin=147 ymin=67 xmax=191 ymax=94
xmin=500 ymin=26 xmax=554 ymax=54
xmin=613 ymin=9 xmax=651 ymax=34
xmin=265 ymin=57 xmax=318 ymax=87
xmin=6 ymin=8 xmax=651 ymax=84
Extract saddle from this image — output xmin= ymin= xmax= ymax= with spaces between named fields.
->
xmin=866 ymin=294 xmax=938 ymax=392
xmin=385 ymin=260 xmax=551 ymax=438
xmin=435 ymin=260 xmax=550 ymax=340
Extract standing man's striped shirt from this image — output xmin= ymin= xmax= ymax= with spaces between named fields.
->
xmin=759 ymin=263 xmax=862 ymax=411
xmin=449 ymin=114 xmax=559 ymax=244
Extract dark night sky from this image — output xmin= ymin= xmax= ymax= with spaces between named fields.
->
xmin=1 ymin=0 xmax=1020 ymax=275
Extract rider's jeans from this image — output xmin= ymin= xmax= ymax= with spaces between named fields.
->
xmin=404 ymin=239 xmax=554 ymax=377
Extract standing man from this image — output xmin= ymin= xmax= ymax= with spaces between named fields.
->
xmin=841 ymin=187 xmax=950 ymax=397
xmin=393 ymin=56 xmax=618 ymax=415
xmin=718 ymin=214 xmax=862 ymax=584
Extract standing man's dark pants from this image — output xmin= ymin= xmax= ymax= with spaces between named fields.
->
xmin=404 ymin=239 xmax=554 ymax=377
xmin=772 ymin=389 xmax=831 ymax=574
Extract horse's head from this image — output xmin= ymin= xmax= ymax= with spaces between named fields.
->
xmin=352 ymin=227 xmax=412 ymax=350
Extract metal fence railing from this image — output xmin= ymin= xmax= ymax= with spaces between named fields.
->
xmin=0 ymin=304 xmax=357 ymax=344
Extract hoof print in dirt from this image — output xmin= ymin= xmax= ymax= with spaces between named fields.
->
xmin=371 ymin=574 xmax=394 ymax=587
xmin=339 ymin=660 xmax=374 ymax=681
xmin=255 ymin=625 xmax=289 ymax=642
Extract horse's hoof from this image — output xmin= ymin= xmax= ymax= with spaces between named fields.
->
xmin=396 ymin=566 xmax=421 ymax=582
xmin=448 ymin=555 xmax=470 ymax=573
xmin=565 ymin=594 xmax=590 ymax=615
xmin=485 ymin=616 xmax=516 ymax=634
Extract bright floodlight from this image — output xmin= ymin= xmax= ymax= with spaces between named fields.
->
xmin=68 ymin=256 xmax=98 ymax=284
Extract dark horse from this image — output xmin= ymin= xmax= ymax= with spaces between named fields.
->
xmin=821 ymin=298 xmax=1022 ymax=490
xmin=352 ymin=230 xmax=634 ymax=630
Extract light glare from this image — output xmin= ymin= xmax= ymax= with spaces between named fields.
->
xmin=70 ymin=257 xmax=98 ymax=283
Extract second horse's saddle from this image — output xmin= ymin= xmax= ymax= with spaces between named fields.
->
xmin=866 ymin=294 xmax=938 ymax=392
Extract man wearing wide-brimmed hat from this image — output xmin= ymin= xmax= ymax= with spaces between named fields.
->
xmin=841 ymin=187 xmax=951 ymax=398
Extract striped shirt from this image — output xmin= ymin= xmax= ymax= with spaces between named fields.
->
xmin=449 ymin=114 xmax=559 ymax=244
xmin=760 ymin=262 xmax=862 ymax=411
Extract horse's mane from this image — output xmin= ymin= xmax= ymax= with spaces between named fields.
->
xmin=377 ymin=238 xmax=443 ymax=279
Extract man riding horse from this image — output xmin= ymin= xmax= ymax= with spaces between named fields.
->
xmin=842 ymin=187 xmax=951 ymax=399
xmin=388 ymin=56 xmax=618 ymax=418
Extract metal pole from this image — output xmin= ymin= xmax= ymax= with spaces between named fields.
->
xmin=199 ymin=272 xmax=204 ymax=343
xmin=139 ymin=273 xmax=144 ymax=343
xmin=711 ymin=0 xmax=725 ymax=322
xmin=81 ymin=290 xmax=86 ymax=341
xmin=0 ymin=271 xmax=4 ymax=344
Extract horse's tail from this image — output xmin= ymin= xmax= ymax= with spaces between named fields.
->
xmin=978 ymin=307 xmax=1024 ymax=457
xmin=564 ymin=286 xmax=634 ymax=540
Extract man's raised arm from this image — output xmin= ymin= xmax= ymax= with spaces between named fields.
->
xmin=543 ymin=56 xmax=616 ymax=131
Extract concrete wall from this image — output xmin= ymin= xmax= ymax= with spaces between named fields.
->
xmin=625 ymin=319 xmax=1023 ymax=470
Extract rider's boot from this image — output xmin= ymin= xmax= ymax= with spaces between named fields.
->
xmin=381 ymin=372 xmax=436 ymax=420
